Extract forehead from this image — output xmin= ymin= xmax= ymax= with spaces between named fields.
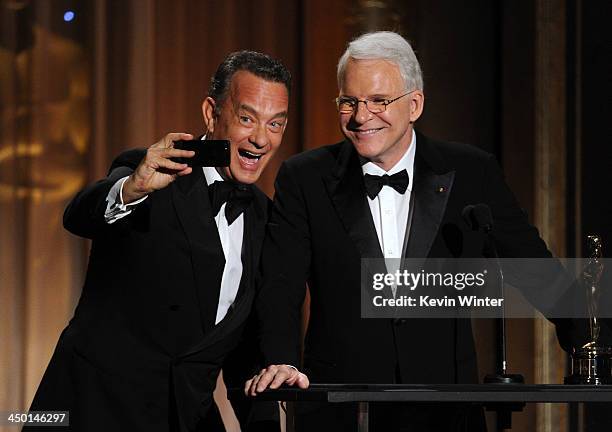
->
xmin=228 ymin=70 xmax=289 ymax=112
xmin=340 ymin=58 xmax=404 ymax=96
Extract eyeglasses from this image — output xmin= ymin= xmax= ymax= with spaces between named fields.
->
xmin=334 ymin=91 xmax=415 ymax=114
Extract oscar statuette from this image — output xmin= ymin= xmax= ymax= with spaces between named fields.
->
xmin=565 ymin=235 xmax=612 ymax=384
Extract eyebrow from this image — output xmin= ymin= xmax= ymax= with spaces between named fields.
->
xmin=239 ymin=104 xmax=288 ymax=119
xmin=340 ymin=94 xmax=391 ymax=99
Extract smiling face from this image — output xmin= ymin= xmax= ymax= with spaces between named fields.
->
xmin=339 ymin=58 xmax=424 ymax=171
xmin=202 ymin=70 xmax=289 ymax=184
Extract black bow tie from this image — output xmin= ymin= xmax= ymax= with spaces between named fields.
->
xmin=208 ymin=181 xmax=254 ymax=225
xmin=363 ymin=169 xmax=409 ymax=199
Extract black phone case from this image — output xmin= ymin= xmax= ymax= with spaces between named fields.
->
xmin=173 ymin=139 xmax=230 ymax=167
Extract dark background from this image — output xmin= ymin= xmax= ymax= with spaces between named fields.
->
xmin=1 ymin=1 xmax=609 ymax=430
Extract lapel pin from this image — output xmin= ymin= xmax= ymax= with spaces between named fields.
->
xmin=437 ymin=186 xmax=445 ymax=193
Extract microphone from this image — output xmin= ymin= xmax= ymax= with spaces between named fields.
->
xmin=462 ymin=204 xmax=524 ymax=385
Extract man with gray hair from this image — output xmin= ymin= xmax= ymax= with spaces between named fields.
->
xmin=246 ymin=31 xmax=566 ymax=430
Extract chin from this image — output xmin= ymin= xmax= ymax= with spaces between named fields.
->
xmin=352 ymin=142 xmax=383 ymax=160
xmin=231 ymin=169 xmax=260 ymax=185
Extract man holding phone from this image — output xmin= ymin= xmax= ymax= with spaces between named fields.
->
xmin=27 ymin=51 xmax=290 ymax=432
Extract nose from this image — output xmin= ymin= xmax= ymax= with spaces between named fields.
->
xmin=353 ymin=100 xmax=372 ymax=124
xmin=249 ymin=124 xmax=268 ymax=150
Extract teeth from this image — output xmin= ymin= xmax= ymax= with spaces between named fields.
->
xmin=356 ymin=128 xmax=381 ymax=135
xmin=239 ymin=149 xmax=263 ymax=159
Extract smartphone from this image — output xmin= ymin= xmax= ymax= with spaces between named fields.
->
xmin=173 ymin=139 xmax=230 ymax=167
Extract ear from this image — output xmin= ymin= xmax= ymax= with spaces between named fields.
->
xmin=408 ymin=91 xmax=425 ymax=123
xmin=202 ymin=97 xmax=217 ymax=133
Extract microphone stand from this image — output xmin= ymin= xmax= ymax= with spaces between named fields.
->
xmin=481 ymin=224 xmax=525 ymax=430
xmin=483 ymin=224 xmax=524 ymax=385
xmin=464 ymin=204 xmax=524 ymax=430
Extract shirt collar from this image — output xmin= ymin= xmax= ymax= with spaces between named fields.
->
xmin=361 ymin=129 xmax=416 ymax=191
xmin=203 ymin=166 xmax=224 ymax=186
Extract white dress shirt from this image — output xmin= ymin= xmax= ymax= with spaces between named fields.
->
xmin=361 ymin=130 xmax=416 ymax=294
xmin=104 ymin=167 xmax=244 ymax=324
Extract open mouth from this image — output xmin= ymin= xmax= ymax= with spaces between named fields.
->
xmin=237 ymin=149 xmax=265 ymax=169
xmin=238 ymin=149 xmax=264 ymax=160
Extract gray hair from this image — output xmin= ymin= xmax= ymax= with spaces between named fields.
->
xmin=337 ymin=31 xmax=423 ymax=92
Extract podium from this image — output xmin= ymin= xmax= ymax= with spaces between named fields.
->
xmin=229 ymin=384 xmax=612 ymax=431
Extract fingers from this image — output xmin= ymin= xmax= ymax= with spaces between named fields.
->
xmin=152 ymin=146 xmax=195 ymax=160
xmin=244 ymin=376 xmax=255 ymax=395
xmin=140 ymin=147 xmax=194 ymax=175
xmin=124 ymin=133 xmax=197 ymax=199
xmin=245 ymin=373 xmax=261 ymax=396
xmin=176 ymin=166 xmax=192 ymax=177
xmin=245 ymin=365 xmax=309 ymax=397
xmin=154 ymin=155 xmax=189 ymax=172
xmin=250 ymin=373 xmax=263 ymax=395
xmin=269 ymin=368 xmax=294 ymax=389
xmin=295 ymin=373 xmax=310 ymax=389
xmin=249 ymin=367 xmax=275 ymax=396
xmin=283 ymin=369 xmax=309 ymax=389
xmin=151 ymin=132 xmax=194 ymax=149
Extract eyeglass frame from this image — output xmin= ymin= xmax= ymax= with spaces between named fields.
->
xmin=334 ymin=90 xmax=417 ymax=114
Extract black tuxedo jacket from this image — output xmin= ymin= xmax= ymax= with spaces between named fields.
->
xmin=28 ymin=149 xmax=269 ymax=432
xmin=257 ymin=131 xmax=570 ymax=386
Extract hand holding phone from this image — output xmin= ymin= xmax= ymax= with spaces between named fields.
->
xmin=122 ymin=133 xmax=195 ymax=203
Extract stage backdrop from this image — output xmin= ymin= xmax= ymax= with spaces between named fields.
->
xmin=1 ymin=1 xmax=609 ymax=431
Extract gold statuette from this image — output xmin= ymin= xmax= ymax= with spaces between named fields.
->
xmin=566 ymin=235 xmax=612 ymax=385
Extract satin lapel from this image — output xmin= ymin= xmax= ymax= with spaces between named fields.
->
xmin=171 ymin=169 xmax=225 ymax=333
xmin=238 ymin=191 xmax=266 ymax=301
xmin=176 ymin=196 xmax=265 ymax=360
xmin=324 ymin=141 xmax=383 ymax=260
xmin=177 ymin=278 xmax=255 ymax=360
xmin=323 ymin=142 xmax=390 ymax=298
xmin=246 ymin=193 xmax=266 ymax=275
xmin=405 ymin=133 xmax=455 ymax=259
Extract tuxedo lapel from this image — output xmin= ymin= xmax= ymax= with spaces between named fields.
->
xmin=324 ymin=142 xmax=391 ymax=299
xmin=247 ymin=192 xmax=266 ymax=271
xmin=405 ymin=132 xmax=455 ymax=259
xmin=238 ymin=191 xmax=266 ymax=301
xmin=324 ymin=141 xmax=383 ymax=261
xmin=171 ymin=169 xmax=225 ymax=333
xmin=176 ymin=191 xmax=266 ymax=361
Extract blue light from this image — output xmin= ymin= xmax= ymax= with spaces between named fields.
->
xmin=63 ymin=11 xmax=75 ymax=22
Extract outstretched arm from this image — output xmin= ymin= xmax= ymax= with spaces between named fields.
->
xmin=63 ymin=132 xmax=194 ymax=238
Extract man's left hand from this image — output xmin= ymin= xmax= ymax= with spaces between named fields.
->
xmin=244 ymin=365 xmax=310 ymax=397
